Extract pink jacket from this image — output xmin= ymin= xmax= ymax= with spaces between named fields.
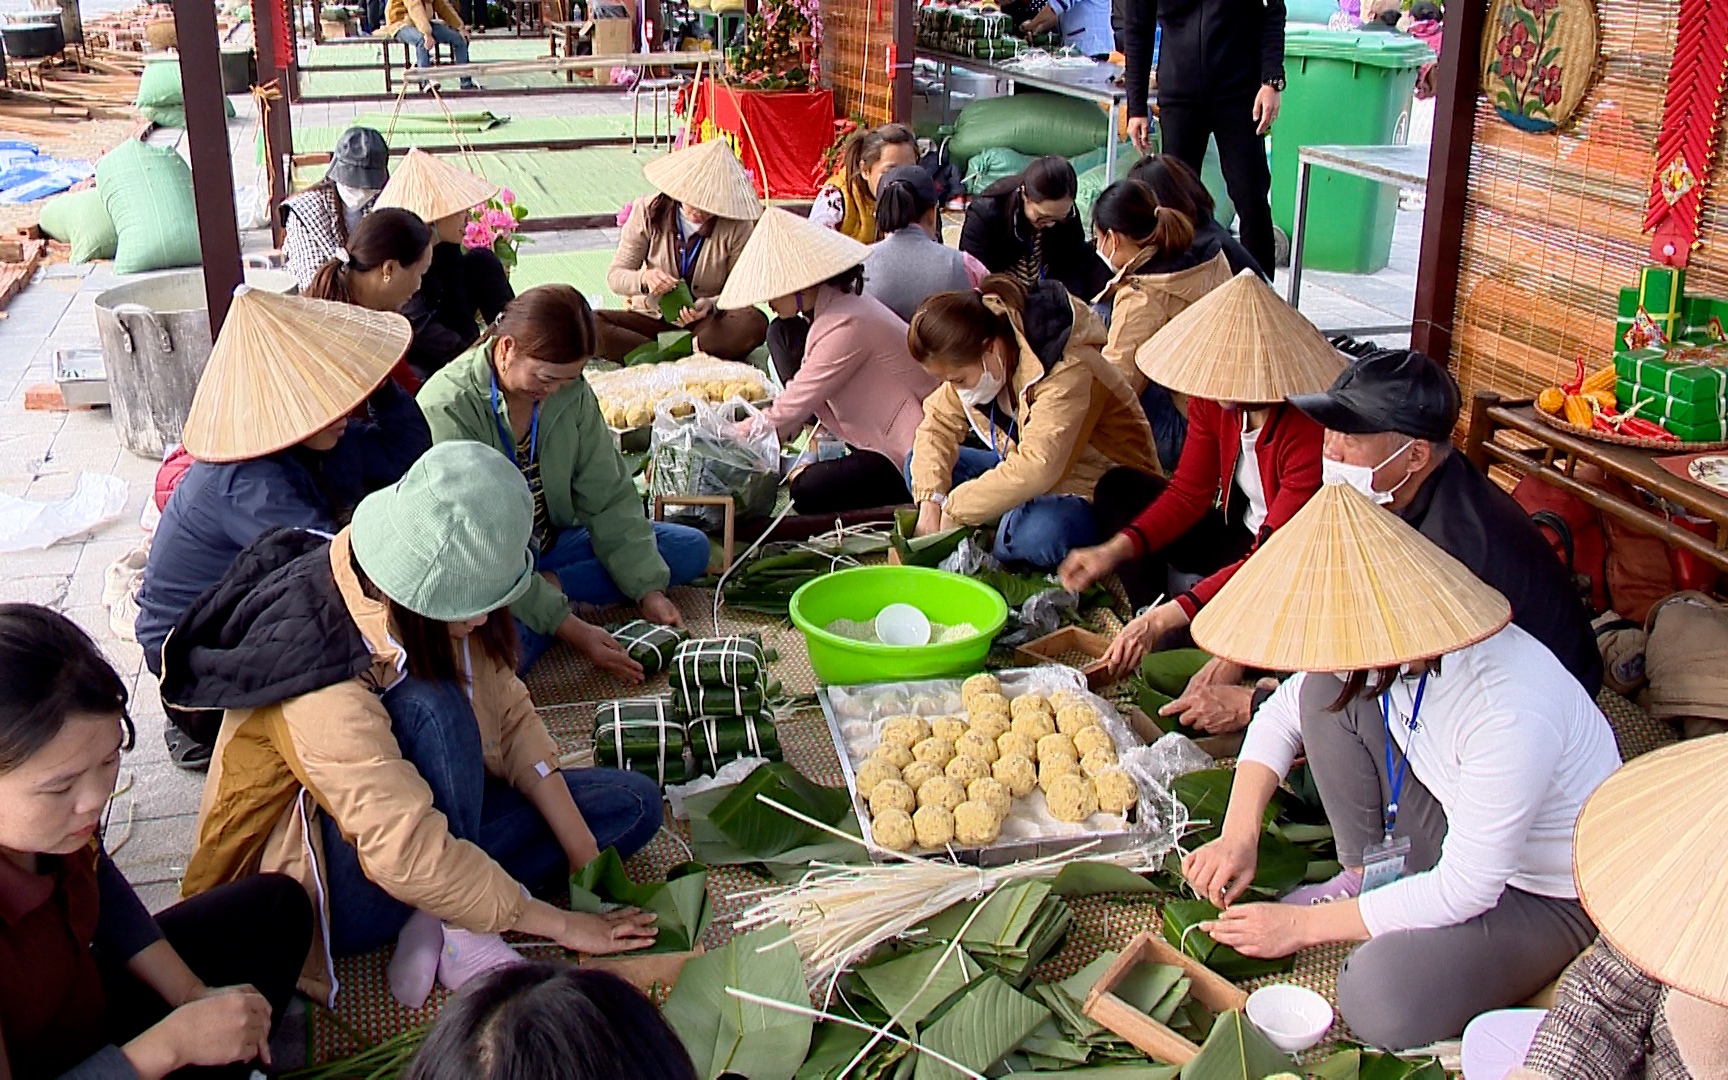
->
xmin=761 ymin=286 xmax=937 ymax=467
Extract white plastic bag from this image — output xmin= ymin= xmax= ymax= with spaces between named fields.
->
xmin=649 ymin=393 xmax=781 ymax=530
xmin=0 ymin=473 xmax=128 ymax=553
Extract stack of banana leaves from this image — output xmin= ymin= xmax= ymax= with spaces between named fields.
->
xmin=710 ymin=532 xmax=894 ymax=616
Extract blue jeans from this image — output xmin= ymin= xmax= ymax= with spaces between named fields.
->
xmin=515 ymin=522 xmax=712 ymax=674
xmin=395 ymin=22 xmax=470 ymax=70
xmin=906 ymin=447 xmax=1099 ymax=570
xmin=320 ymin=678 xmax=663 ymax=956
xmin=1140 ymin=381 xmax=1189 ymax=472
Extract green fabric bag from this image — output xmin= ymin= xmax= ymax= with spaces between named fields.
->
xmin=96 ymin=141 xmax=204 ymax=275
xmin=949 ymin=94 xmax=1108 ymax=165
xmin=36 ymin=189 xmax=118 ymax=264
xmin=964 ymin=146 xmax=1033 ymax=195
xmin=135 ymin=60 xmax=184 ymax=109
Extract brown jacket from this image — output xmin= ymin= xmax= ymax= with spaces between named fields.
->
xmin=1095 ymin=250 xmax=1232 ymax=391
xmin=382 ymin=0 xmax=464 ymax=39
xmin=608 ymin=196 xmax=755 ymax=316
xmin=181 ymin=529 xmax=559 ymax=1003
xmin=911 ymin=285 xmax=1160 ymax=525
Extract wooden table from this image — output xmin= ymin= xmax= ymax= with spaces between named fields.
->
xmin=1463 ymin=392 xmax=1728 ymax=574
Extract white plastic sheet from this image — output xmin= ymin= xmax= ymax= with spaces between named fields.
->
xmin=0 ymin=473 xmax=128 ymax=553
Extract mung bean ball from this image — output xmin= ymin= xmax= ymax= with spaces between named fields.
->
xmin=911 ymin=736 xmax=957 ymax=769
xmin=1072 ymin=725 xmax=1115 ymax=758
xmin=913 ymin=804 xmax=956 ymax=847
xmin=1095 ymin=768 xmax=1139 ymax=815
xmin=945 ymin=753 xmax=991 ymax=786
xmin=1056 ymin=703 xmax=1102 ymax=737
xmin=1037 ymin=732 xmax=1077 ymax=764
xmin=854 ymin=756 xmax=901 ymax=799
xmin=1010 ymin=710 xmax=1056 ymax=742
xmin=1038 ymin=754 xmax=1080 ymax=792
xmin=869 ymin=778 xmax=916 ymax=818
xmin=966 ymin=710 xmax=1011 ymax=741
xmin=997 ymin=730 xmax=1039 ymax=762
xmin=954 ymin=799 xmax=1004 ymax=846
xmin=961 ymin=673 xmax=1003 ymax=707
xmin=1080 ymin=746 xmax=1119 ymax=777
xmin=930 ymin=716 xmax=968 ymax=743
xmin=873 ymin=742 xmax=914 ymax=770
xmin=992 ymin=752 xmax=1037 ymax=797
xmin=917 ymin=775 xmax=966 ymax=812
xmin=1045 ymin=773 xmax=1099 ymax=823
xmin=955 ymin=729 xmax=1000 ymax=764
xmin=900 ymin=760 xmax=944 ymax=793
xmin=968 ymin=776 xmax=1012 ymax=817
xmin=881 ymin=715 xmax=932 ymax=750
xmin=872 ymin=808 xmax=915 ymax=851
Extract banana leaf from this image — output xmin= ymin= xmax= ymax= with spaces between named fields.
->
xmin=1160 ymin=900 xmax=1294 ymax=980
xmin=682 ymin=783 xmax=866 ymax=878
xmin=856 ymin=945 xmax=984 ymax=1031
xmin=1049 ymin=861 xmax=1160 ymax=897
xmin=796 ymin=1023 xmax=880 ymax=1080
xmin=1176 ymin=1009 xmax=1296 ymax=1080
xmin=658 ymin=280 xmax=696 ymax=323
xmin=1307 ymin=1049 xmax=1445 ymax=1080
xmin=568 ymin=848 xmax=712 ymax=954
xmin=609 ymin=619 xmax=689 ymax=675
xmin=686 ymin=713 xmax=782 ymax=772
xmin=669 ymin=636 xmax=768 ymax=694
xmin=663 ymin=924 xmax=813 ymax=1080
xmin=912 ymin=974 xmax=1051 ymax=1080
xmin=674 ymin=681 xmax=768 ymax=719
xmin=594 ymin=703 xmax=694 ymax=787
xmin=708 ymin=761 xmax=851 ymax=859
xmin=1131 ymin=677 xmax=1181 ymax=734
xmin=1139 ymin=649 xmax=1213 ymax=697
xmin=917 ymin=882 xmax=1071 ymax=984
xmin=1251 ymin=831 xmax=1312 ymax=898
xmin=889 ymin=507 xmax=971 ymax=568
xmin=1172 ymin=769 xmax=1281 ymax=847
xmin=624 ymin=329 xmax=697 ymax=366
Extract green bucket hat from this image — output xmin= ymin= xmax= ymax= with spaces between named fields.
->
xmin=350 ymin=441 xmax=537 ymax=622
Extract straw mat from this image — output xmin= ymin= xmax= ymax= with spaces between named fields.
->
xmin=1192 ymin=484 xmax=1513 ymax=673
xmin=1136 ymin=270 xmax=1343 ymax=404
xmin=180 ymin=288 xmax=410 ymax=462
xmin=718 ymin=207 xmax=872 ymax=310
xmin=373 ymin=148 xmax=499 ymax=222
xmin=642 ymin=138 xmax=763 ymax=221
xmin=1574 ymin=734 xmax=1728 ymax=1008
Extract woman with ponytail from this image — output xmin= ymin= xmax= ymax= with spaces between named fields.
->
xmin=905 ymin=274 xmax=1158 ymax=569
xmin=305 ymin=207 xmax=436 ymax=392
xmin=809 ymin=124 xmax=919 ymax=243
xmin=1091 ymin=179 xmax=1232 ymax=469
xmin=861 ymin=165 xmax=971 ymax=323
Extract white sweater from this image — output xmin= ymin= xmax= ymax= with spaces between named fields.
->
xmin=1239 ymin=623 xmax=1622 ymax=937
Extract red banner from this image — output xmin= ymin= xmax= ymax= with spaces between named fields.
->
xmin=685 ymin=80 xmax=835 ymax=200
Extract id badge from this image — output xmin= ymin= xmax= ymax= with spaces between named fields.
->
xmin=1360 ymin=835 xmax=1411 ymax=894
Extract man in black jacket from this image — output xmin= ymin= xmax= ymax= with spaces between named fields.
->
xmin=1122 ymin=0 xmax=1286 ymax=279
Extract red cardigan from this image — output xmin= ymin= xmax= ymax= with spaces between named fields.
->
xmin=1120 ymin=400 xmax=1323 ymax=618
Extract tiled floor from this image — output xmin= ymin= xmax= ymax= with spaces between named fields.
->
xmin=0 ymin=77 xmax=1426 ymax=910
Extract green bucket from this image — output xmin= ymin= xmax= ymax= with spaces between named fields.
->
xmin=788 ymin=566 xmax=1009 ymax=686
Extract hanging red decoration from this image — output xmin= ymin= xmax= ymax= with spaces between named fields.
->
xmin=1645 ymin=0 xmax=1728 ymax=266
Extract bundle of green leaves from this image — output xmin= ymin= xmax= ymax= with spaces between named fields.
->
xmin=712 ymin=533 xmax=892 ymax=616
xmin=663 ymin=925 xmax=815 ymax=1080
xmin=567 ymin=847 xmax=712 ymax=954
xmin=1168 ymin=768 xmax=1341 ymax=902
xmin=913 ymin=880 xmax=1072 ymax=986
xmin=680 ymin=762 xmax=866 ymax=881
xmin=1160 ymin=899 xmax=1294 ymax=981
xmin=1016 ymin=950 xmax=1209 ymax=1072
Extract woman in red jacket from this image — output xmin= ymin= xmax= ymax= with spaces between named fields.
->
xmin=1059 ymin=272 xmax=1343 ymax=679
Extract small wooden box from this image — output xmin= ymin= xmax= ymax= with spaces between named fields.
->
xmin=1015 ymin=626 xmax=1111 ymax=689
xmin=1082 ymin=931 xmax=1248 ymax=1065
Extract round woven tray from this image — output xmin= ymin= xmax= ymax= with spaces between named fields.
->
xmin=1532 ymin=407 xmax=1728 ymax=452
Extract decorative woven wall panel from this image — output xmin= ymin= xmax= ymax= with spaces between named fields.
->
xmin=822 ymin=0 xmax=896 ymax=124
xmin=1450 ymin=0 xmax=1728 ymax=406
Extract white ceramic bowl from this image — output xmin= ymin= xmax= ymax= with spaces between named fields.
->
xmin=874 ymin=602 xmax=932 ymax=646
xmin=1246 ymin=984 xmax=1333 ymax=1053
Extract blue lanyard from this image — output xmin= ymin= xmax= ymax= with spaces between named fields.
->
xmin=489 ymin=371 xmax=538 ymax=467
xmin=1380 ymin=670 xmax=1429 ymax=837
xmin=675 ymin=218 xmax=705 ymax=282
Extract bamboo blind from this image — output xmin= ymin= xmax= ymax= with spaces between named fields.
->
xmin=1449 ymin=0 xmax=1728 ymax=404
xmin=821 ymin=0 xmax=897 ymax=124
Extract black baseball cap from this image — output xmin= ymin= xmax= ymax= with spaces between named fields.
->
xmin=325 ymin=126 xmax=389 ymax=191
xmin=877 ymin=164 xmax=941 ymax=208
xmin=1288 ymin=348 xmax=1461 ymax=441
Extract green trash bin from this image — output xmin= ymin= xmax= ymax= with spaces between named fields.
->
xmin=1271 ymin=28 xmax=1432 ymax=274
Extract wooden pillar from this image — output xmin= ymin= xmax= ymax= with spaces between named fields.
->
xmin=253 ymin=0 xmax=293 ymax=246
xmin=173 ymin=0 xmax=244 ymax=335
xmin=891 ymin=0 xmax=914 ymax=123
xmin=1410 ymin=0 xmax=1488 ymax=364
xmin=285 ymin=0 xmax=303 ymax=103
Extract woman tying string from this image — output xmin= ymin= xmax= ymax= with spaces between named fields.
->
xmin=135 ymin=288 xmax=431 ymax=770
xmin=418 ymin=286 xmax=710 ymax=679
xmin=862 ymin=165 xmax=973 ymax=323
xmin=374 ymin=149 xmax=515 ymax=381
xmin=304 ymin=207 xmax=436 ymax=392
xmin=163 ymin=443 xmax=665 ymax=1014
xmin=0 ymin=605 xmax=312 ymax=1080
xmin=596 ymin=139 xmax=768 ymax=363
xmin=1061 ymin=271 xmax=1336 ymax=679
xmin=1176 ymin=483 xmax=1619 ymax=1050
xmin=961 ymin=156 xmax=1111 ymax=303
xmin=905 ymin=276 xmax=1159 ymax=569
xmin=1090 ymin=178 xmax=1231 ymax=469
xmin=809 ymin=123 xmax=919 ymax=243
xmin=280 ymin=126 xmax=388 ymax=288
xmin=720 ymin=209 xmax=936 ymax=515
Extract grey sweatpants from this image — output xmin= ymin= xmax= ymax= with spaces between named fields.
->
xmin=1297 ymin=674 xmax=1599 ymax=1050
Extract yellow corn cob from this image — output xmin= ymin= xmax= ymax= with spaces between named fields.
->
xmin=1537 ymin=387 xmax=1565 ymax=415
xmin=1582 ymin=364 xmax=1617 ymax=394
xmin=1586 ymin=389 xmax=1617 ymax=411
xmin=1563 ymin=393 xmax=1594 ymax=428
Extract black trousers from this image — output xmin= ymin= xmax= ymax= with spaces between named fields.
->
xmin=790 ymin=451 xmax=912 ymax=515
xmin=767 ymin=315 xmax=810 ymax=385
xmin=100 ymin=874 xmax=313 ymax=1078
xmin=1092 ymin=467 xmax=1254 ymax=609
xmin=1158 ymin=95 xmax=1276 ymax=280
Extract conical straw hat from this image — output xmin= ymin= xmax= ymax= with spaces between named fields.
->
xmin=643 ymin=138 xmax=763 ymax=221
xmin=181 ymin=285 xmax=412 ymax=463
xmin=371 ymin=148 xmax=499 ymax=222
xmin=1136 ymin=270 xmax=1345 ymax=403
xmin=1574 ymin=734 xmax=1728 ymax=1006
xmin=717 ymin=207 xmax=871 ymax=310
xmin=1190 ymin=483 xmax=1512 ymax=672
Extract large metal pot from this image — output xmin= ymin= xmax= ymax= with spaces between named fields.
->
xmin=2 ymin=16 xmax=65 ymax=58
xmin=95 ymin=269 xmax=297 ymax=458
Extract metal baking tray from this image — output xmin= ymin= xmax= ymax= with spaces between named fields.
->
xmin=817 ymin=672 xmax=1148 ymax=867
xmin=53 ymin=348 xmax=109 ymax=408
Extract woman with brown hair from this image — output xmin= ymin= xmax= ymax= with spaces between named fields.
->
xmin=304 ymin=207 xmax=436 ymax=392
xmin=809 ymin=123 xmax=920 ymax=243
xmin=597 ymin=139 xmax=768 ymax=363
xmin=905 ymin=274 xmax=1158 ymax=568
xmin=418 ymin=286 xmax=711 ymax=678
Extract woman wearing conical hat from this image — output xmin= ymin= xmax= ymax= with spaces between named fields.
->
xmin=717 ymin=208 xmax=936 ymax=514
xmin=1177 ymin=483 xmax=1622 ymax=1051
xmin=596 ymin=138 xmax=769 ymax=363
xmin=1060 ymin=271 xmax=1337 ymax=681
xmin=374 ymin=148 xmax=515 ymax=381
xmin=134 ymin=288 xmax=432 ymax=769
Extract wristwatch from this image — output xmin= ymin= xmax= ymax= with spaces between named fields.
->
xmin=1264 ymin=76 xmax=1287 ymax=91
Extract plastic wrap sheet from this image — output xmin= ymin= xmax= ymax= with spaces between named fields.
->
xmin=588 ymin=355 xmax=776 ymax=432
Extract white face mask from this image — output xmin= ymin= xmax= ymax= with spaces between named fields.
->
xmin=957 ymin=348 xmax=1007 ymax=408
xmin=1096 ymin=233 xmax=1120 ymax=270
xmin=1322 ymin=438 xmax=1415 ymax=505
xmin=336 ymin=184 xmax=376 ymax=210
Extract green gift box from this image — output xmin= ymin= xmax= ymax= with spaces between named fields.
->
xmin=1617 ymin=380 xmax=1728 ymax=426
xmin=1662 ymin=415 xmax=1728 ymax=442
xmin=685 ymin=713 xmax=781 ymax=775
xmin=594 ymin=698 xmax=693 ymax=787
xmin=1614 ymin=350 xmax=1728 ymax=410
xmin=1638 ymin=266 xmax=1687 ymax=341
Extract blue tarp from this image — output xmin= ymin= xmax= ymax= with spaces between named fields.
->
xmin=0 ymin=142 xmax=95 ymax=205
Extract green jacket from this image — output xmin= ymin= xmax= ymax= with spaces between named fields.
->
xmin=417 ymin=339 xmax=669 ymax=635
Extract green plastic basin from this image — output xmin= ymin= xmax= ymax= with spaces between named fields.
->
xmin=788 ymin=566 xmax=1009 ymax=686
